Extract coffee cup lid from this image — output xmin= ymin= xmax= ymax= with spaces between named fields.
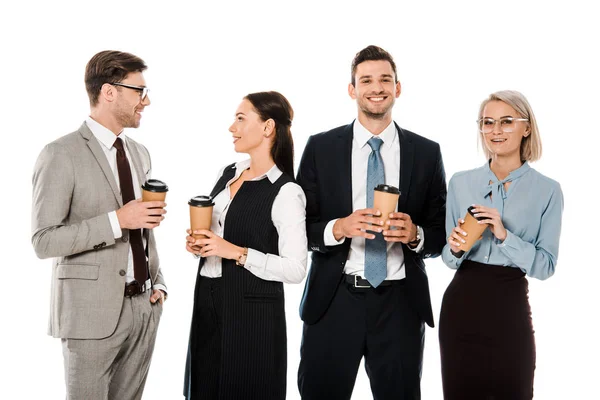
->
xmin=189 ymin=195 xmax=214 ymax=207
xmin=467 ymin=206 xmax=485 ymax=221
xmin=374 ymin=184 xmax=400 ymax=195
xmin=142 ymin=179 xmax=169 ymax=193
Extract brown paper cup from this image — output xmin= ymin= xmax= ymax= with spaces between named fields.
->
xmin=373 ymin=184 xmax=400 ymax=223
xmin=451 ymin=206 xmax=488 ymax=257
xmin=189 ymin=196 xmax=215 ymax=250
xmin=141 ymin=179 xmax=168 ymax=217
xmin=142 ymin=189 xmax=167 ymax=202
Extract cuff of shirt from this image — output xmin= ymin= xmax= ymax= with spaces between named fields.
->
xmin=244 ymin=248 xmax=266 ymax=273
xmin=442 ymin=244 xmax=464 ymax=269
xmin=408 ymin=225 xmax=425 ymax=253
xmin=153 ymin=284 xmax=167 ymax=295
xmin=324 ymin=219 xmax=346 ymax=247
xmin=496 ymin=230 xmax=513 ymax=248
xmin=108 ymin=211 xmax=122 ymax=239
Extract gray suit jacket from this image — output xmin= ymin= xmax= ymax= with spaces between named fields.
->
xmin=31 ymin=123 xmax=166 ymax=339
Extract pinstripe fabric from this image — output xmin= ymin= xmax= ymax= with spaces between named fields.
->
xmin=185 ymin=165 xmax=290 ymax=400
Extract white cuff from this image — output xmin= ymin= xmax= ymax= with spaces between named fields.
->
xmin=324 ymin=219 xmax=346 ymax=246
xmin=108 ymin=211 xmax=122 ymax=239
xmin=245 ymin=248 xmax=266 ymax=273
xmin=409 ymin=225 xmax=425 ymax=253
xmin=153 ymin=284 xmax=167 ymax=295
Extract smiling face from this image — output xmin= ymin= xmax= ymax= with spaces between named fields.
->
xmin=228 ymin=99 xmax=272 ymax=154
xmin=349 ymin=60 xmax=401 ymax=122
xmin=481 ymin=100 xmax=530 ymax=160
xmin=112 ymin=72 xmax=150 ymax=129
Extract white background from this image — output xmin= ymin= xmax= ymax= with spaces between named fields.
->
xmin=2 ymin=0 xmax=598 ymax=398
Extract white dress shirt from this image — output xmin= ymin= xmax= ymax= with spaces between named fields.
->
xmin=323 ymin=120 xmax=424 ymax=280
xmin=85 ymin=117 xmax=166 ymax=293
xmin=200 ymin=159 xmax=308 ymax=284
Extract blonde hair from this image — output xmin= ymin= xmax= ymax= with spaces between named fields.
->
xmin=477 ymin=90 xmax=542 ymax=162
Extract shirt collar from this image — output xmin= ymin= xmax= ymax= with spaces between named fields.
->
xmin=85 ymin=117 xmax=126 ymax=149
xmin=480 ymin=160 xmax=532 ymax=217
xmin=353 ymin=119 xmax=397 ymax=150
xmin=233 ymin=159 xmax=283 ymax=184
xmin=484 ymin=159 xmax=531 ymax=183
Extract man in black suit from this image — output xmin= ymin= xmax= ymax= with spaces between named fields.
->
xmin=296 ymin=45 xmax=447 ymax=400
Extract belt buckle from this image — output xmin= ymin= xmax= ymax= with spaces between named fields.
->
xmin=125 ymin=281 xmax=138 ymax=297
xmin=125 ymin=280 xmax=143 ymax=297
xmin=354 ymin=275 xmax=371 ymax=289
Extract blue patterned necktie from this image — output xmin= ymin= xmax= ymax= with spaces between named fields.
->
xmin=364 ymin=137 xmax=387 ymax=288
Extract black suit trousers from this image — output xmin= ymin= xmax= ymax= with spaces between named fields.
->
xmin=298 ymin=279 xmax=424 ymax=400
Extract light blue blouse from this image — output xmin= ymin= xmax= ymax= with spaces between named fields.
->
xmin=441 ymin=161 xmax=564 ymax=280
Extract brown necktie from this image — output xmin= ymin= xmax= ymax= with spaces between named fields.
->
xmin=114 ymin=137 xmax=148 ymax=284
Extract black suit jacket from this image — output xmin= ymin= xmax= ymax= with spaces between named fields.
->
xmin=297 ymin=121 xmax=446 ymax=327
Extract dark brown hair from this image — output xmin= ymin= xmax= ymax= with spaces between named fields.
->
xmin=244 ymin=91 xmax=295 ymax=178
xmin=85 ymin=50 xmax=147 ymax=106
xmin=350 ymin=45 xmax=398 ymax=86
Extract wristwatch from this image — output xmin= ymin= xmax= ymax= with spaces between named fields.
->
xmin=409 ymin=226 xmax=422 ymax=246
xmin=236 ymin=247 xmax=248 ymax=266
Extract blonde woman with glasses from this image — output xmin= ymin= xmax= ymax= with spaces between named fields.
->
xmin=438 ymin=90 xmax=564 ymax=399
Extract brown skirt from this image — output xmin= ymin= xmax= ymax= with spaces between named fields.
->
xmin=439 ymin=260 xmax=535 ymax=400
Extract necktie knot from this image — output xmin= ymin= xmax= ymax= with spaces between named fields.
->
xmin=113 ymin=137 xmax=125 ymax=152
xmin=367 ymin=137 xmax=383 ymax=152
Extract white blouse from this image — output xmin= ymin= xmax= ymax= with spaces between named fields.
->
xmin=199 ymin=159 xmax=308 ymax=284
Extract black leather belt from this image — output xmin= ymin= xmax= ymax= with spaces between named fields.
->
xmin=343 ymin=274 xmax=405 ymax=289
xmin=124 ymin=279 xmax=151 ymax=297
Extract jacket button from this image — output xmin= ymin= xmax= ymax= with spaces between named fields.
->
xmin=93 ymin=245 xmax=99 ymax=250
xmin=121 ymin=236 xmax=128 ymax=243
xmin=119 ymin=270 xmax=126 ymax=276
xmin=101 ymin=242 xmax=106 ymax=247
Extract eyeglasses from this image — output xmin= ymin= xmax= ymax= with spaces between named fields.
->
xmin=109 ymin=82 xmax=149 ymax=101
xmin=477 ymin=117 xmax=529 ymax=134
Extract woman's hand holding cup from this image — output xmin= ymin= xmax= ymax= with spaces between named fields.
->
xmin=447 ymin=218 xmax=467 ymax=254
xmin=186 ymin=229 xmax=203 ymax=254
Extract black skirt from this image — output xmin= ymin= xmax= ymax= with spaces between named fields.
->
xmin=439 ymin=260 xmax=535 ymax=400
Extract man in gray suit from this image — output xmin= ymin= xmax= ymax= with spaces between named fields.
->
xmin=31 ymin=50 xmax=167 ymax=400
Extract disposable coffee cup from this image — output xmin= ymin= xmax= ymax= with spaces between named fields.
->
xmin=373 ymin=184 xmax=400 ymax=223
xmin=142 ymin=179 xmax=169 ymax=202
xmin=142 ymin=179 xmax=168 ymax=217
xmin=451 ymin=206 xmax=488 ymax=258
xmin=189 ymin=196 xmax=215 ymax=249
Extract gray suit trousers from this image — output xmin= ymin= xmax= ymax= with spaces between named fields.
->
xmin=62 ymin=290 xmax=163 ymax=400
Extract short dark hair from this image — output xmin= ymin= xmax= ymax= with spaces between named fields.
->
xmin=244 ymin=91 xmax=295 ymax=179
xmin=85 ymin=50 xmax=147 ymax=106
xmin=350 ymin=45 xmax=398 ymax=86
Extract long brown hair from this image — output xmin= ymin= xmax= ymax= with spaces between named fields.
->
xmin=244 ymin=91 xmax=295 ymax=178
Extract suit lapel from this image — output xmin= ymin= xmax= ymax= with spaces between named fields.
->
xmin=79 ymin=123 xmax=123 ymax=207
xmin=126 ymin=139 xmax=147 ymax=193
xmin=396 ymin=123 xmax=414 ymax=211
xmin=338 ymin=123 xmax=354 ymax=216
